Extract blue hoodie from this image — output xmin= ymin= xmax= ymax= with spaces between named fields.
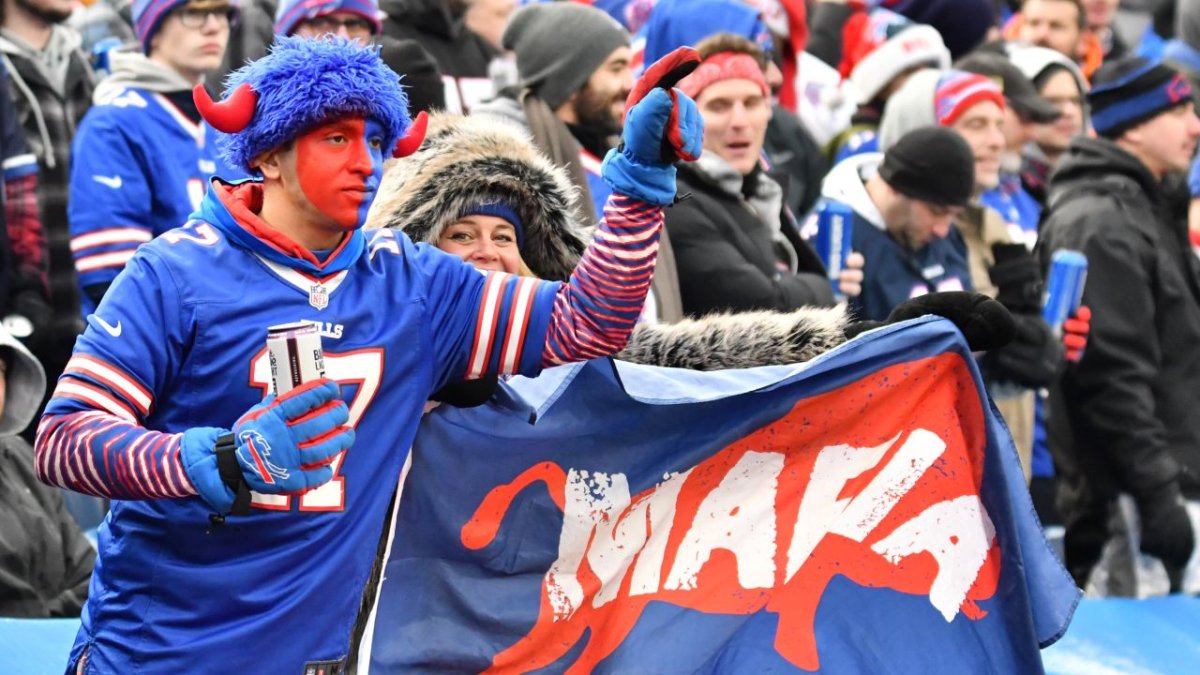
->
xmin=641 ymin=0 xmax=774 ymax=66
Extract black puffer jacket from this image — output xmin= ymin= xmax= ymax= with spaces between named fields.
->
xmin=1038 ymin=136 xmax=1200 ymax=502
xmin=380 ymin=0 xmax=496 ymax=79
xmin=666 ymin=156 xmax=834 ymax=318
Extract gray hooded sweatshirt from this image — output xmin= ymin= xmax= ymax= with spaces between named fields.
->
xmin=877 ymin=68 xmax=941 ymax=153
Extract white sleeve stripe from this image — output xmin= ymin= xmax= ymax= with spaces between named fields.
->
xmin=2 ymin=153 xmax=36 ymax=170
xmin=78 ymin=422 xmax=113 ymax=495
xmin=467 ymin=274 xmax=509 ymax=379
xmin=121 ymin=432 xmax=155 ymax=496
xmin=499 ymin=278 xmax=539 ymax=374
xmin=54 ymin=381 xmax=137 ymax=422
xmin=69 ymin=425 xmax=106 ymax=496
xmin=578 ymin=151 xmax=603 ymax=175
xmin=135 ymin=437 xmax=163 ymax=496
xmin=66 ymin=356 xmax=153 ymax=415
xmin=589 ymin=239 xmax=660 ymax=262
xmin=595 ymin=219 xmax=662 ymax=242
xmin=76 ymin=249 xmax=138 ymax=272
xmin=71 ymin=228 xmax=153 ymax=252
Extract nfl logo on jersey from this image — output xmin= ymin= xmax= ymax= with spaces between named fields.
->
xmin=309 ymin=284 xmax=329 ymax=310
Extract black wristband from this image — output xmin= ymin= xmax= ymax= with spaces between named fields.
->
xmin=214 ymin=432 xmax=251 ymax=517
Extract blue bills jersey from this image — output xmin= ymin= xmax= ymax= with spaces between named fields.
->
xmin=68 ymin=85 xmax=241 ymax=316
xmin=45 ymin=182 xmax=560 ymax=673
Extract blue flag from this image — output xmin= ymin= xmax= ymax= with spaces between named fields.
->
xmin=365 ymin=317 xmax=1079 ymax=673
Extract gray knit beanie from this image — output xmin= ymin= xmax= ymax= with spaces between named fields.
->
xmin=502 ymin=2 xmax=630 ymax=110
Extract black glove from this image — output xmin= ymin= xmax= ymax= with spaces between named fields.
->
xmin=988 ymin=243 xmax=1042 ymax=313
xmin=982 ymin=312 xmax=1064 ymax=388
xmin=845 ymin=291 xmax=1016 ymax=352
xmin=1137 ymin=482 xmax=1195 ymax=590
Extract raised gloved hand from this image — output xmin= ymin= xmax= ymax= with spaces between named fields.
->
xmin=1137 ymin=482 xmax=1196 ymax=590
xmin=602 ymin=47 xmax=704 ymax=206
xmin=182 ymin=379 xmax=355 ymax=514
xmin=982 ymin=244 xmax=1065 ymax=387
xmin=983 ymin=313 xmax=1064 ymax=388
xmin=844 ymin=291 xmax=1016 ymax=352
xmin=988 ymin=243 xmax=1043 ymax=313
xmin=1063 ymin=305 xmax=1091 ymax=362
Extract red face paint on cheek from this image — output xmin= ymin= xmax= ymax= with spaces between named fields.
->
xmin=294 ymin=118 xmax=375 ymax=230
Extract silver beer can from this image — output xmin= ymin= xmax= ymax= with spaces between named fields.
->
xmin=267 ymin=321 xmax=325 ymax=395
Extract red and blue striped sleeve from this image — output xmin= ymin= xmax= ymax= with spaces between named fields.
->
xmin=541 ymin=194 xmax=661 ymax=366
xmin=36 ymin=409 xmax=192 ymax=500
xmin=35 ymin=252 xmax=198 ymax=500
xmin=426 ymin=193 xmax=662 ymax=384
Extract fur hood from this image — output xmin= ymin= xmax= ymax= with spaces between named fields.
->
xmin=366 ymin=112 xmax=589 ymax=282
xmin=622 ymin=307 xmax=848 ymax=371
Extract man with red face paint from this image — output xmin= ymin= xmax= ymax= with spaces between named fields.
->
xmin=31 ymin=36 xmax=704 ymax=673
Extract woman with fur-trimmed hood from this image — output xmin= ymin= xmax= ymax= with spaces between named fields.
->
xmin=366 ymin=112 xmax=1011 ymax=371
xmin=366 ymin=112 xmax=853 ymax=370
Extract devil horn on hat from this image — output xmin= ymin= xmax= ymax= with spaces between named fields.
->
xmin=392 ymin=111 xmax=428 ymax=158
xmin=193 ymin=83 xmax=259 ymax=134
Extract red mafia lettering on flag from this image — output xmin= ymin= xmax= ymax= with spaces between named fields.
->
xmin=462 ymin=353 xmax=1000 ymax=673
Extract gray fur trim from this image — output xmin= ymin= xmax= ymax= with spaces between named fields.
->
xmin=365 ymin=112 xmax=590 ymax=282
xmin=619 ymin=305 xmax=850 ymax=370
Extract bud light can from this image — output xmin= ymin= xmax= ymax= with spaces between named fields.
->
xmin=812 ymin=201 xmax=855 ymax=296
xmin=267 ymin=321 xmax=325 ymax=395
xmin=1042 ymin=250 xmax=1088 ymax=335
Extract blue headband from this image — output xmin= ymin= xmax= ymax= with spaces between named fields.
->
xmin=460 ymin=202 xmax=525 ymax=248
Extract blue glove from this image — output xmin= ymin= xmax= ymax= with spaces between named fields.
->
xmin=182 ymin=379 xmax=354 ymax=513
xmin=602 ymin=87 xmax=703 ymax=206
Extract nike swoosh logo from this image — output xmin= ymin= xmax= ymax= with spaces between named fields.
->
xmin=93 ymin=174 xmax=123 ymax=189
xmin=95 ymin=316 xmax=122 ymax=337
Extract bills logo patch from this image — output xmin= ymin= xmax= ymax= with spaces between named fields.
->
xmin=237 ymin=430 xmax=290 ymax=485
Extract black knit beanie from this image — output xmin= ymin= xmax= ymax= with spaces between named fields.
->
xmin=379 ymin=37 xmax=446 ymax=115
xmin=1088 ymin=57 xmax=1193 ymax=138
xmin=878 ymin=126 xmax=976 ymax=206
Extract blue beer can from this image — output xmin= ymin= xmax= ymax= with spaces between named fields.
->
xmin=1042 ymin=250 xmax=1088 ymax=334
xmin=813 ymin=201 xmax=855 ymax=294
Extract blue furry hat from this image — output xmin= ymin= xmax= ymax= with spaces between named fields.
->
xmin=214 ymin=36 xmax=410 ymax=175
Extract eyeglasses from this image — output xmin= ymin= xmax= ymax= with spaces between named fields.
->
xmin=176 ymin=7 xmax=236 ymax=29
xmin=302 ymin=16 xmax=375 ymax=36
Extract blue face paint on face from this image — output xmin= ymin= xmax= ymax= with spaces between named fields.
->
xmin=356 ymin=117 xmax=387 ymax=229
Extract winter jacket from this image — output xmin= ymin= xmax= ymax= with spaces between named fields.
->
xmin=0 ymin=65 xmax=48 ymax=347
xmin=1039 ymin=136 xmax=1200 ymax=504
xmin=0 ymin=327 xmax=94 ymax=618
xmin=820 ymin=152 xmax=971 ymax=321
xmin=0 ymin=435 xmax=95 ymax=617
xmin=0 ymin=26 xmax=95 ymax=389
xmin=380 ymin=0 xmax=496 ymax=111
xmin=764 ymin=104 xmax=829 ymax=218
xmin=368 ymin=113 xmax=851 ymax=369
xmin=666 ymin=152 xmax=834 ymax=318
xmin=954 ymin=201 xmax=1038 ymax=473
